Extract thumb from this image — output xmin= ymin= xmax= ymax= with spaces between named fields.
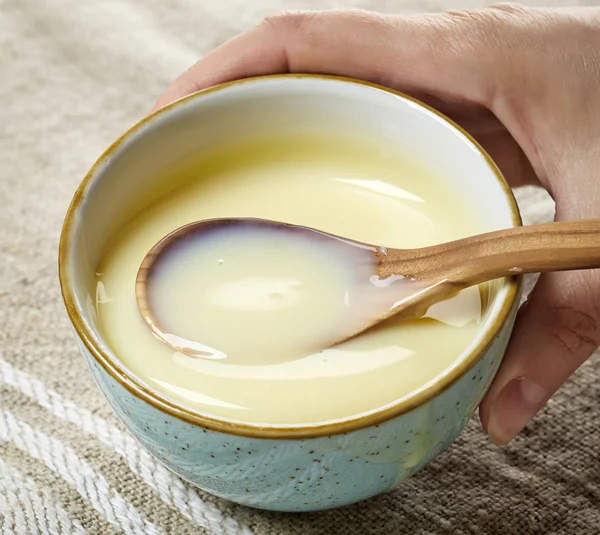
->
xmin=153 ymin=7 xmax=512 ymax=111
xmin=479 ymin=267 xmax=600 ymax=445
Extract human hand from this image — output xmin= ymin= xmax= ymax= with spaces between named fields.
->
xmin=154 ymin=5 xmax=600 ymax=445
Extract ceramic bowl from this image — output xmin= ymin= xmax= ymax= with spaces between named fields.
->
xmin=59 ymin=75 xmax=522 ymax=512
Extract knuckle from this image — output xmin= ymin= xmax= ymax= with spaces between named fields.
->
xmin=263 ymin=8 xmax=384 ymax=36
xmin=441 ymin=3 xmax=531 ymax=32
xmin=262 ymin=10 xmax=318 ymax=35
xmin=260 ymin=10 xmax=320 ymax=69
xmin=435 ymin=9 xmax=503 ymax=57
xmin=487 ymin=3 xmax=531 ymax=17
xmin=261 ymin=8 xmax=388 ymax=71
xmin=547 ymin=303 xmax=600 ymax=365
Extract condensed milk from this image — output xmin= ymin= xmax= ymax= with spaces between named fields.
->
xmin=95 ymin=132 xmax=486 ymax=425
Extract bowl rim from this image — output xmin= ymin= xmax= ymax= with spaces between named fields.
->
xmin=58 ymin=73 xmax=523 ymax=439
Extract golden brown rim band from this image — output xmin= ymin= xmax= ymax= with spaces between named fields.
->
xmin=58 ymin=74 xmax=523 ymax=439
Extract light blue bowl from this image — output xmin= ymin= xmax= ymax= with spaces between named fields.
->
xmin=59 ymin=75 xmax=522 ymax=512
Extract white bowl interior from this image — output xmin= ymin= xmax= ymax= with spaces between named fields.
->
xmin=65 ymin=76 xmax=519 ymax=420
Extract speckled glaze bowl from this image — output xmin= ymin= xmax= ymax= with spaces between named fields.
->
xmin=59 ymin=75 xmax=522 ymax=512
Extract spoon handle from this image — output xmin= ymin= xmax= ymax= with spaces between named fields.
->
xmin=384 ymin=220 xmax=600 ymax=286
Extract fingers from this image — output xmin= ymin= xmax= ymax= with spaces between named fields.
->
xmin=153 ymin=8 xmax=516 ymax=111
xmin=480 ymin=153 xmax=600 ymax=445
xmin=479 ymin=269 xmax=600 ymax=445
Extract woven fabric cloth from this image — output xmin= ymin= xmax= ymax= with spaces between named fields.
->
xmin=1 ymin=0 xmax=599 ymax=533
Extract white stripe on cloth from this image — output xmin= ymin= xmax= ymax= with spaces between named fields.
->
xmin=0 ymin=358 xmax=253 ymax=535
xmin=0 ymin=409 xmax=166 ymax=535
xmin=0 ymin=457 xmax=88 ymax=535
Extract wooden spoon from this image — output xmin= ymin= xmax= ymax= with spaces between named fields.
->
xmin=136 ymin=218 xmax=600 ymax=351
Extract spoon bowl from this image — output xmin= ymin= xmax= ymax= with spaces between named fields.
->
xmin=135 ymin=217 xmax=448 ymax=357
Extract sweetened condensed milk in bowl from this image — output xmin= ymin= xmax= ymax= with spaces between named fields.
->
xmin=59 ymin=75 xmax=522 ymax=512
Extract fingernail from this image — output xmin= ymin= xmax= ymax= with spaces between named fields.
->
xmin=487 ymin=377 xmax=549 ymax=446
